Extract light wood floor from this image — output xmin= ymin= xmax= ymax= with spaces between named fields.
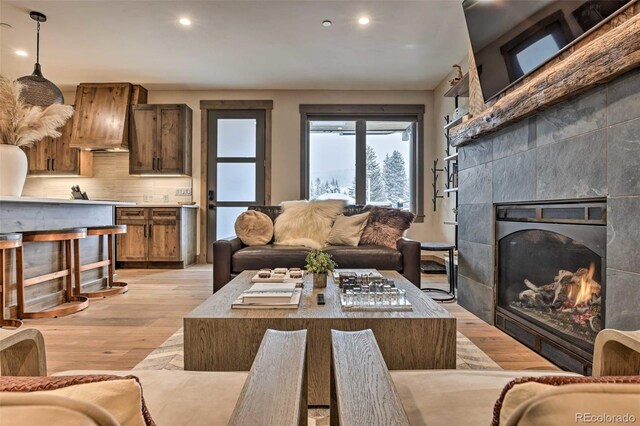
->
xmin=21 ymin=265 xmax=557 ymax=374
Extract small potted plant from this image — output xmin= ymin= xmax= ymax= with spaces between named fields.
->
xmin=305 ymin=249 xmax=337 ymax=289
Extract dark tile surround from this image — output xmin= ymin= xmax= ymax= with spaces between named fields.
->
xmin=456 ymin=68 xmax=640 ymax=329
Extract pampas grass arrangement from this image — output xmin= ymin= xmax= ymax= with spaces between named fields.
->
xmin=0 ymin=75 xmax=74 ymax=147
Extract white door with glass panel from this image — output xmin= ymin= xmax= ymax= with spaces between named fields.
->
xmin=207 ymin=110 xmax=265 ymax=262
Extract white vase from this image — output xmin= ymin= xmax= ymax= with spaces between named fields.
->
xmin=0 ymin=145 xmax=28 ymax=197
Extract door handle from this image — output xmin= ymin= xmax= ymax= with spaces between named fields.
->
xmin=208 ymin=204 xmax=216 ymax=210
xmin=149 ymin=224 xmax=153 ymax=238
xmin=47 ymin=158 xmax=51 ymax=170
xmin=208 ymin=190 xmax=215 ymax=201
xmin=143 ymin=224 xmax=147 ymax=237
xmin=51 ymin=158 xmax=55 ymax=171
xmin=152 ymin=157 xmax=156 ymax=171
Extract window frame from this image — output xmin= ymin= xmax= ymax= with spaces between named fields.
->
xmin=500 ymin=10 xmax=573 ymax=82
xmin=299 ymin=104 xmax=425 ymax=222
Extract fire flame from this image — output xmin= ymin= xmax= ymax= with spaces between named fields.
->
xmin=572 ymin=263 xmax=598 ymax=305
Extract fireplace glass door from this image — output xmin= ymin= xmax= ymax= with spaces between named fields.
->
xmin=498 ymin=228 xmax=604 ymax=352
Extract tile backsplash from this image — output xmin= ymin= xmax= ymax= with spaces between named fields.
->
xmin=22 ymin=152 xmax=193 ymax=204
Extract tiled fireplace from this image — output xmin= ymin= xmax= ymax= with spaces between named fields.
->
xmin=495 ymin=202 xmax=606 ymax=373
xmin=456 ymin=68 xmax=640 ymax=373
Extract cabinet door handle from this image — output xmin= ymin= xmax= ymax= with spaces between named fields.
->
xmin=152 ymin=157 xmax=157 ymax=171
xmin=149 ymin=224 xmax=153 ymax=238
xmin=51 ymin=158 xmax=55 ymax=171
xmin=143 ymin=224 xmax=147 ymax=237
xmin=46 ymin=158 xmax=51 ymax=170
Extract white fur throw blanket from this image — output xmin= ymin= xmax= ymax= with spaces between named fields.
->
xmin=274 ymin=200 xmax=346 ymax=249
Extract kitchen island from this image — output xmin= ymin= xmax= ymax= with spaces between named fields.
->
xmin=0 ymin=197 xmax=134 ymax=317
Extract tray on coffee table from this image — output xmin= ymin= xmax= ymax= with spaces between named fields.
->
xmin=251 ymin=269 xmax=305 ymax=283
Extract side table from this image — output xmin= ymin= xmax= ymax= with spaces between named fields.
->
xmin=420 ymin=242 xmax=456 ymax=302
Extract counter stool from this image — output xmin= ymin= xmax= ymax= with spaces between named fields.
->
xmin=420 ymin=242 xmax=457 ymax=302
xmin=74 ymin=225 xmax=128 ymax=298
xmin=0 ymin=234 xmax=23 ymax=329
xmin=18 ymin=228 xmax=89 ymax=319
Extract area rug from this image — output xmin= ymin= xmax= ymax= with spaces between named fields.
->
xmin=134 ymin=328 xmax=501 ymax=371
xmin=134 ymin=328 xmax=500 ymax=426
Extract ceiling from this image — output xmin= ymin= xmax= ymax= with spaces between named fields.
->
xmin=0 ymin=1 xmax=469 ymax=91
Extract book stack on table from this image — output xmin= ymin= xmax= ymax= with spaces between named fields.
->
xmin=232 ymin=282 xmax=302 ymax=309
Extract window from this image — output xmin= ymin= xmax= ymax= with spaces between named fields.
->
xmin=500 ymin=11 xmax=573 ymax=82
xmin=300 ymin=105 xmax=424 ymax=220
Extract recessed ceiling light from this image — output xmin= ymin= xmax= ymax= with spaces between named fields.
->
xmin=15 ymin=50 xmax=28 ymax=57
xmin=358 ymin=17 xmax=370 ymax=25
xmin=322 ymin=20 xmax=332 ymax=28
xmin=179 ymin=17 xmax=191 ymax=26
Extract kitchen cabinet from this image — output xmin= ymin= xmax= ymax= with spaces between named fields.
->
xmin=130 ymin=104 xmax=192 ymax=175
xmin=116 ymin=206 xmax=197 ymax=268
xmin=70 ymin=83 xmax=148 ymax=150
xmin=23 ymin=114 xmax=93 ymax=176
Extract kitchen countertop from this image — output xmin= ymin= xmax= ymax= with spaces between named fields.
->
xmin=118 ymin=204 xmax=199 ymax=208
xmin=0 ymin=196 xmax=135 ymax=206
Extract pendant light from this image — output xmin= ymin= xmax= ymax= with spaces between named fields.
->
xmin=17 ymin=11 xmax=64 ymax=106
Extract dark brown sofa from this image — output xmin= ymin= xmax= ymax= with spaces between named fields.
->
xmin=212 ymin=205 xmax=421 ymax=292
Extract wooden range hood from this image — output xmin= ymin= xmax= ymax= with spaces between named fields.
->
xmin=69 ymin=83 xmax=147 ymax=151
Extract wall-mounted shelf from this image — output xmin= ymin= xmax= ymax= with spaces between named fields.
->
xmin=444 ymin=73 xmax=469 ymax=98
xmin=444 ymin=188 xmax=458 ymax=193
xmin=444 ymin=153 xmax=458 ymax=162
xmin=444 ymin=115 xmax=465 ymax=131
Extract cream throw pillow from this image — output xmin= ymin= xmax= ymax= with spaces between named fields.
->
xmin=42 ymin=379 xmax=146 ymax=426
xmin=234 ymin=210 xmax=273 ymax=246
xmin=274 ymin=199 xmax=346 ymax=249
xmin=326 ymin=212 xmax=370 ymax=246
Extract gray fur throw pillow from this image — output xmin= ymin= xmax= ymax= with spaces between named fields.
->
xmin=359 ymin=206 xmax=415 ymax=249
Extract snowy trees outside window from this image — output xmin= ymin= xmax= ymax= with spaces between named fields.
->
xmin=307 ymin=119 xmax=414 ymax=211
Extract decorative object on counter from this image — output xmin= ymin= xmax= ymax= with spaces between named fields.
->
xmin=234 ymin=210 xmax=273 ymax=246
xmin=0 ymin=76 xmax=73 ymax=196
xmin=17 ymin=12 xmax=64 ymax=106
xmin=0 ymin=233 xmax=24 ymax=329
xmin=70 ymin=185 xmax=89 ymax=200
xmin=305 ymin=250 xmax=337 ymax=289
xmin=449 ymin=64 xmax=463 ymax=86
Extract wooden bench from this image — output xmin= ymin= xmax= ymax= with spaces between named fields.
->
xmin=1 ymin=328 xmax=308 ymax=425
xmin=230 ymin=328 xmax=308 ymax=426
xmin=330 ymin=329 xmax=410 ymax=426
xmin=330 ymin=328 xmax=640 ymax=426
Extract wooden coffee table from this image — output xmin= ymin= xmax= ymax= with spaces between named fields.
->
xmin=184 ymin=270 xmax=456 ymax=405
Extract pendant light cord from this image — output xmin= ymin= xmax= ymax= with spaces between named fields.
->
xmin=36 ymin=20 xmax=40 ymax=64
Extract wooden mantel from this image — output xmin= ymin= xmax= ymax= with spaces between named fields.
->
xmin=451 ymin=5 xmax=640 ymax=147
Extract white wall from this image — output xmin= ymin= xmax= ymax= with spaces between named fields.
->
xmin=148 ymin=89 xmax=441 ymax=244
xmin=431 ymin=61 xmax=470 ymax=245
xmin=26 ymin=88 xmax=447 ymax=253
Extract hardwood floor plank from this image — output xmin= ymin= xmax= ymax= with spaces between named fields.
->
xmin=16 ymin=266 xmax=557 ymax=374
